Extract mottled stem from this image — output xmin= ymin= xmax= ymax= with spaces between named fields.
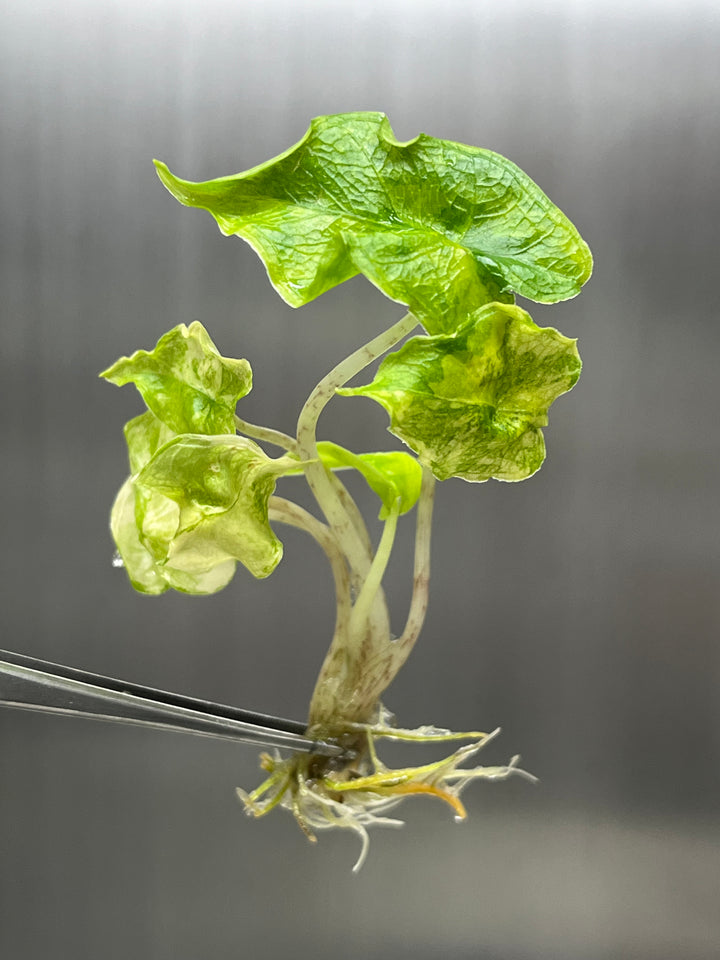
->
xmin=295 ymin=312 xmax=417 ymax=575
xmin=297 ymin=312 xmax=418 ymax=666
xmin=324 ymin=470 xmax=374 ymax=569
xmin=308 ymin=466 xmax=436 ymax=727
xmin=235 ymin=416 xmax=299 ymax=455
xmin=348 ymin=500 xmax=400 ymax=648
xmin=268 ymin=496 xmax=351 ymax=653
xmin=392 ymin=466 xmax=436 ymax=669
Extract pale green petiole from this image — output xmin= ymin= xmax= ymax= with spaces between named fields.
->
xmin=347 ymin=497 xmax=400 ymax=649
xmin=306 ymin=463 xmax=436 ymax=726
xmin=268 ymin=496 xmax=352 ymax=650
xmin=394 ymin=465 xmax=435 ymax=662
xmin=235 ymin=415 xmax=299 ymax=455
xmin=295 ymin=311 xmax=418 ymax=577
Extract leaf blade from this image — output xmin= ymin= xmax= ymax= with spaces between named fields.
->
xmin=155 ymin=112 xmax=592 ymax=334
xmin=315 ymin=441 xmax=423 ymax=519
xmin=340 ymin=303 xmax=582 ymax=482
xmin=136 ymin=434 xmax=291 ymax=580
xmin=101 ymin=321 xmax=252 ymax=435
xmin=110 ymin=477 xmax=237 ymax=595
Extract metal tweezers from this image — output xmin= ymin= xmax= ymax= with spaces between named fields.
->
xmin=0 ymin=649 xmax=344 ymax=758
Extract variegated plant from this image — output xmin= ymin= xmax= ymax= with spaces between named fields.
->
xmin=103 ymin=112 xmax=591 ymax=870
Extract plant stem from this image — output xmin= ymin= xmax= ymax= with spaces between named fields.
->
xmin=295 ymin=312 xmax=417 ymax=575
xmin=324 ymin=470 xmax=374 ymax=567
xmin=297 ymin=312 xmax=418 ymax=671
xmin=235 ymin=416 xmax=299 ymax=455
xmin=268 ymin=496 xmax=351 ymax=644
xmin=390 ymin=465 xmax=436 ymax=674
xmin=308 ymin=466 xmax=436 ymax=728
xmin=348 ymin=499 xmax=400 ymax=647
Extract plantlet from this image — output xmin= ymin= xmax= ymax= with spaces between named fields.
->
xmin=103 ymin=112 xmax=592 ymax=870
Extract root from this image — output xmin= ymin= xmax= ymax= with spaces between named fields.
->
xmin=236 ymin=717 xmax=533 ymax=871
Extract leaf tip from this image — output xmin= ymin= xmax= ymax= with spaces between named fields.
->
xmin=98 ymin=361 xmax=122 ymax=384
xmin=152 ymin=158 xmax=170 ymax=182
xmin=153 ymin=159 xmax=188 ymax=203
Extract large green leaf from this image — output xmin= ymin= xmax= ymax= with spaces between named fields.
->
xmin=340 ymin=303 xmax=581 ymax=482
xmin=154 ymin=112 xmax=592 ymax=334
xmin=101 ymin=321 xmax=252 ymax=435
xmin=136 ymin=435 xmax=295 ymax=580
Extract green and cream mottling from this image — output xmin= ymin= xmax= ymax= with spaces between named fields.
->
xmin=101 ymin=321 xmax=252 ymax=435
xmin=341 ymin=303 xmax=581 ymax=482
xmin=111 ymin=477 xmax=237 ymax=595
xmin=122 ymin=411 xmax=175 ymax=475
xmin=136 ymin=435 xmax=294 ymax=580
xmin=154 ymin=111 xmax=592 ymax=334
xmin=105 ymin=321 xmax=296 ymax=593
xmin=111 ymin=433 xmax=294 ymax=593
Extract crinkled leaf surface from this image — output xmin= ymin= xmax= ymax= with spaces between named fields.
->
xmin=136 ymin=435 xmax=295 ymax=580
xmin=315 ymin=441 xmax=422 ymax=519
xmin=111 ymin=478 xmax=168 ymax=595
xmin=101 ymin=321 xmax=252 ymax=434
xmin=113 ymin=390 xmax=244 ymax=594
xmin=340 ymin=303 xmax=581 ymax=482
xmin=111 ymin=478 xmax=236 ymax=595
xmin=123 ymin=411 xmax=175 ymax=475
xmin=154 ymin=112 xmax=592 ymax=334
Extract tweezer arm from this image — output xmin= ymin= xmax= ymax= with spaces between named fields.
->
xmin=0 ymin=650 xmax=343 ymax=758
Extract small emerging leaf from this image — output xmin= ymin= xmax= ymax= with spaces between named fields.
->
xmin=315 ymin=441 xmax=422 ymax=519
xmin=101 ymin=321 xmax=252 ymax=435
xmin=154 ymin=112 xmax=592 ymax=334
xmin=340 ymin=303 xmax=581 ymax=482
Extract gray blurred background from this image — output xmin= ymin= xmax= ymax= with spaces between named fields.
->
xmin=1 ymin=0 xmax=719 ymax=957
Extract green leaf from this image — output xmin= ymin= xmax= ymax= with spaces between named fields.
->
xmin=154 ymin=112 xmax=592 ymax=334
xmin=110 ymin=477 xmax=236 ymax=595
xmin=111 ymin=478 xmax=169 ymax=595
xmin=315 ymin=441 xmax=422 ymax=519
xmin=136 ymin=434 xmax=294 ymax=580
xmin=101 ymin=321 xmax=252 ymax=434
xmin=123 ymin=411 xmax=175 ymax=475
xmin=339 ymin=303 xmax=581 ymax=482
